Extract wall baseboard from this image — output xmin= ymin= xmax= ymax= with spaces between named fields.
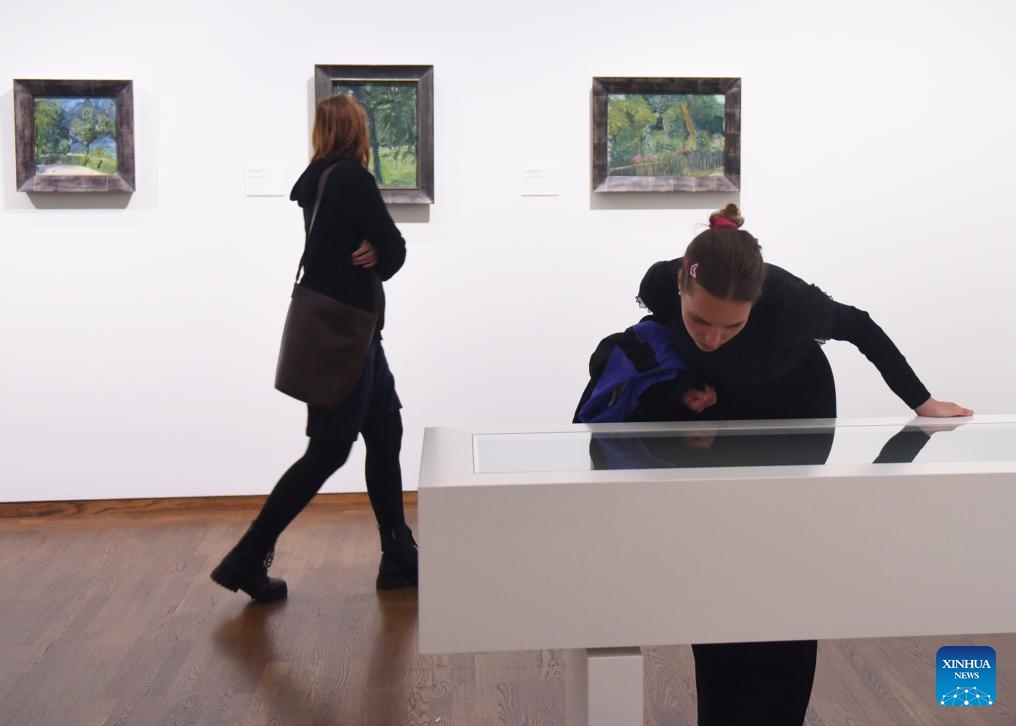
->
xmin=0 ymin=492 xmax=417 ymax=519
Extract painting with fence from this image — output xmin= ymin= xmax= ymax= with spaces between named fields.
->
xmin=34 ymin=97 xmax=118 ymax=176
xmin=333 ymin=82 xmax=417 ymax=188
xmin=607 ymin=93 xmax=724 ymax=178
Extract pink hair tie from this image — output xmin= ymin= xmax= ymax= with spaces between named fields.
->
xmin=710 ymin=217 xmax=740 ymax=229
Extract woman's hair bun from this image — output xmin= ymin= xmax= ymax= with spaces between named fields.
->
xmin=709 ymin=203 xmax=745 ymax=228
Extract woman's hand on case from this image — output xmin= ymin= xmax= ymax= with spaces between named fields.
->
xmin=914 ymin=397 xmax=973 ymax=418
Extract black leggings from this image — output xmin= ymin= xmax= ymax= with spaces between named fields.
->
xmin=693 ymin=640 xmax=818 ymax=726
xmin=252 ymin=406 xmax=406 ymax=543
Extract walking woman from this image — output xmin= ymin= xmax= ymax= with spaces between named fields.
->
xmin=635 ymin=204 xmax=971 ymax=725
xmin=211 ymin=94 xmax=417 ymax=602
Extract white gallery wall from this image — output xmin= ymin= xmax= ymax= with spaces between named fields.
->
xmin=2 ymin=0 xmax=1015 ymax=501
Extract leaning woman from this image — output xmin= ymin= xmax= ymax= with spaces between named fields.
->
xmin=637 ymin=203 xmax=971 ymax=725
xmin=211 ymin=94 xmax=417 ymax=601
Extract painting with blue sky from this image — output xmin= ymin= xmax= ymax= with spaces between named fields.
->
xmin=34 ymin=97 xmax=118 ymax=176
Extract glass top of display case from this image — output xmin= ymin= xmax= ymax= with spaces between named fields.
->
xmin=470 ymin=418 xmax=1015 ymax=474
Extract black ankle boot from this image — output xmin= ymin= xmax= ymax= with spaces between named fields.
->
xmin=377 ymin=524 xmax=418 ymax=590
xmin=211 ymin=523 xmax=288 ymax=603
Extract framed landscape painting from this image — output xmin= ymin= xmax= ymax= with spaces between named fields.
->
xmin=591 ymin=77 xmax=741 ymax=193
xmin=314 ymin=65 xmax=434 ymax=204
xmin=14 ymin=79 xmax=135 ymax=192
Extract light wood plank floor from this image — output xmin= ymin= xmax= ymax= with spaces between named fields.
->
xmin=1 ymin=497 xmax=1013 ymax=725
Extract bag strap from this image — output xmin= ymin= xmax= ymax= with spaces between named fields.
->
xmin=294 ymin=163 xmax=340 ymax=283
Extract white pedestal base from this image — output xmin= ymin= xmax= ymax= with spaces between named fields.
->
xmin=565 ymin=647 xmax=643 ymax=726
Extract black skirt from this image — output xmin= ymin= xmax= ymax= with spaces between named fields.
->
xmin=306 ymin=339 xmax=401 ymax=442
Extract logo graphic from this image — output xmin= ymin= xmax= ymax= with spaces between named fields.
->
xmin=937 ymin=646 xmax=996 ymax=706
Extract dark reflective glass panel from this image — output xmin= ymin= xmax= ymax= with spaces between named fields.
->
xmin=472 ymin=422 xmax=1014 ymax=474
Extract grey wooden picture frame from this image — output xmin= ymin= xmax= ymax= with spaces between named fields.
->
xmin=314 ymin=64 xmax=434 ymax=205
xmin=591 ymin=77 xmax=741 ymax=193
xmin=13 ymin=78 xmax=135 ymax=193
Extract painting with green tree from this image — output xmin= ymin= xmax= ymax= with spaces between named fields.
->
xmin=33 ymin=97 xmax=118 ymax=176
xmin=607 ymin=93 xmax=724 ymax=178
xmin=332 ymin=82 xmax=417 ymax=188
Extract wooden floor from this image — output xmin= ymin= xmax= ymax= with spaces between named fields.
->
xmin=1 ymin=497 xmax=1013 ymax=726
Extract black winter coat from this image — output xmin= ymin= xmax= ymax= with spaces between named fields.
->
xmin=290 ymin=155 xmax=406 ymax=327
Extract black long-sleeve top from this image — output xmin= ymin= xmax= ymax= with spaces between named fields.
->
xmin=289 ymin=155 xmax=406 ymax=325
xmin=637 ymin=258 xmax=931 ymax=409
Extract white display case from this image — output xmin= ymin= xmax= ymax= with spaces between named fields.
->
xmin=419 ymin=416 xmax=1016 ymax=725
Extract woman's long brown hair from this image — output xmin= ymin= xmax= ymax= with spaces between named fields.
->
xmin=311 ymin=93 xmax=370 ymax=166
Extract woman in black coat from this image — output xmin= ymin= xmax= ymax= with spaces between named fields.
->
xmin=635 ymin=204 xmax=971 ymax=725
xmin=211 ymin=94 xmax=417 ymax=601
